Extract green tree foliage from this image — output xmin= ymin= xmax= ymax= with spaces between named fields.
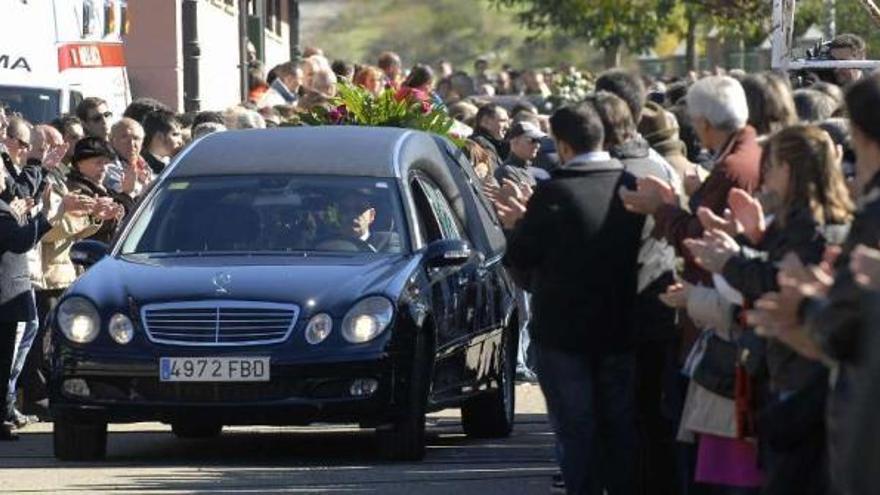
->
xmin=794 ymin=0 xmax=880 ymax=56
xmin=306 ymin=0 xmax=603 ymax=69
xmin=489 ymin=0 xmax=680 ymax=65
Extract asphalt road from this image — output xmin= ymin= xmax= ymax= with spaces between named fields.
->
xmin=0 ymin=385 xmax=555 ymax=494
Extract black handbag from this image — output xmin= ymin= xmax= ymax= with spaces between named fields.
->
xmin=692 ymin=334 xmax=738 ymax=399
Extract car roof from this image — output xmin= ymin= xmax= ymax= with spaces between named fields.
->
xmin=168 ymin=126 xmax=436 ymax=179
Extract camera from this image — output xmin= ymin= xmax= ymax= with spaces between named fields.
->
xmin=791 ymin=40 xmax=839 ymax=88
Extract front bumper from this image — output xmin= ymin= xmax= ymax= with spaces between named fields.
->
xmin=49 ymin=349 xmax=403 ymax=426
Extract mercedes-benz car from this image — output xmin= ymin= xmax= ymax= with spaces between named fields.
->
xmin=46 ymin=127 xmax=518 ymax=461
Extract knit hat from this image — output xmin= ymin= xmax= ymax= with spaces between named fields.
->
xmin=72 ymin=137 xmax=115 ymax=164
xmin=638 ymin=101 xmax=679 ymax=145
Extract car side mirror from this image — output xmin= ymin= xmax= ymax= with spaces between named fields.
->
xmin=70 ymin=240 xmax=110 ymax=269
xmin=425 ymin=239 xmax=472 ymax=269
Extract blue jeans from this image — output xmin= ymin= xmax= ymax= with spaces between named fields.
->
xmin=7 ymin=309 xmax=38 ymax=414
xmin=535 ymin=344 xmax=637 ymax=495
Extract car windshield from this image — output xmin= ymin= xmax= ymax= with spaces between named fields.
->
xmin=0 ymin=87 xmax=60 ymax=123
xmin=120 ymin=175 xmax=408 ymax=256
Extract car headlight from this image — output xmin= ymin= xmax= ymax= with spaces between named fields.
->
xmin=342 ymin=297 xmax=394 ymax=344
xmin=305 ymin=313 xmax=333 ymax=345
xmin=108 ymin=313 xmax=135 ymax=345
xmin=57 ymin=297 xmax=100 ymax=344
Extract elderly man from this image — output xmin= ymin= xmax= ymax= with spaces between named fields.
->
xmin=620 ymin=76 xmax=760 ymax=286
xmin=106 ymin=118 xmax=151 ymax=198
xmin=619 ymin=76 xmax=761 ymax=493
xmin=259 ymin=61 xmax=303 ymax=108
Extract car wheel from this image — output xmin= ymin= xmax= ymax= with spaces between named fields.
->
xmin=376 ymin=330 xmax=431 ymax=461
xmin=171 ymin=421 xmax=223 ymax=439
xmin=461 ymin=323 xmax=516 ymax=438
xmin=53 ymin=418 xmax=107 ymax=461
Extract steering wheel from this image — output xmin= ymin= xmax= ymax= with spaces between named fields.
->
xmin=313 ymin=236 xmax=375 ymax=252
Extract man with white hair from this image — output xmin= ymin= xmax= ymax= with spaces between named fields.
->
xmin=620 ymin=76 xmax=761 ymax=289
xmin=618 ymin=75 xmax=761 ymax=417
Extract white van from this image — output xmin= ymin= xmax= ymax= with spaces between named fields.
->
xmin=0 ymin=0 xmax=131 ymax=123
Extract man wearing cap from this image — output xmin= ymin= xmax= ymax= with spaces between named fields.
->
xmin=639 ymin=101 xmax=703 ymax=203
xmin=66 ymin=137 xmax=132 ymax=245
xmin=496 ymin=121 xmax=551 ymax=187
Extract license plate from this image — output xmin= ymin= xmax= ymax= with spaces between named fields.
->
xmin=159 ymin=357 xmax=270 ymax=382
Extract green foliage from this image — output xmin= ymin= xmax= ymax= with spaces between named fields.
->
xmin=489 ymin=0 xmax=680 ymax=53
xmin=290 ymin=82 xmax=463 ymax=146
xmin=793 ymin=0 xmax=880 ymax=57
xmin=304 ymin=0 xmax=603 ymax=69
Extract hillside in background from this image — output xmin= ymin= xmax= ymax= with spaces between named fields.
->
xmin=300 ymin=0 xmax=604 ymax=70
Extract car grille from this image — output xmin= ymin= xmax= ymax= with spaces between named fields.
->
xmin=141 ymin=301 xmax=299 ymax=346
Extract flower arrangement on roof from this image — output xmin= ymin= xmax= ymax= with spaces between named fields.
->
xmin=287 ymin=82 xmax=465 ymax=146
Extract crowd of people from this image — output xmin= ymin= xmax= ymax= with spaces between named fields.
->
xmin=2 ymin=31 xmax=880 ymax=495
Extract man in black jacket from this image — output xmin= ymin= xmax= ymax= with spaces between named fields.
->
xmin=0 ymin=165 xmax=52 ymax=440
xmin=500 ymin=103 xmax=646 ymax=495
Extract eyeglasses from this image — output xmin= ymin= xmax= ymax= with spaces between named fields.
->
xmin=88 ymin=111 xmax=113 ymax=123
xmin=12 ymin=137 xmax=31 ymax=150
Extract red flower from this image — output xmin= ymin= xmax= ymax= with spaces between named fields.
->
xmin=395 ymin=87 xmax=433 ymax=114
xmin=328 ymin=104 xmax=348 ymax=124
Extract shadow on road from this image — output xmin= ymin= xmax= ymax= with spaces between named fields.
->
xmin=2 ymin=414 xmax=557 ymax=494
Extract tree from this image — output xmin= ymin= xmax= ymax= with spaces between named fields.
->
xmin=489 ymin=0 xmax=680 ymax=67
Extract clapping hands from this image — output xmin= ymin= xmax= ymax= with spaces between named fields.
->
xmin=697 ymin=188 xmax=766 ymax=244
xmin=684 ymin=229 xmax=740 ymax=274
xmin=92 ymin=197 xmax=124 ymax=221
xmin=618 ymin=176 xmax=677 ymax=215
xmin=485 ymin=179 xmax=534 ymax=230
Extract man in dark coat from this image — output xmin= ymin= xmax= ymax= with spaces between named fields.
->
xmin=499 ymin=103 xmax=646 ymax=495
xmin=471 ymin=103 xmax=510 ymax=166
xmin=495 ymin=121 xmax=550 ymax=187
xmin=0 ymin=167 xmax=52 ymax=440
xmin=1 ymin=116 xmax=43 ymax=203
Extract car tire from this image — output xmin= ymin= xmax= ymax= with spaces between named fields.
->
xmin=53 ymin=418 xmax=107 ymax=461
xmin=171 ymin=421 xmax=223 ymax=439
xmin=377 ymin=330 xmax=431 ymax=461
xmin=461 ymin=323 xmax=517 ymax=438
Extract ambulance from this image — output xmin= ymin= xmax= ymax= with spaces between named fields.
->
xmin=0 ymin=0 xmax=131 ymax=124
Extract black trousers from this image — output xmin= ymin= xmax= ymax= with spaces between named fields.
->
xmin=635 ymin=341 xmax=678 ymax=495
xmin=20 ymin=289 xmax=64 ymax=409
xmin=0 ymin=321 xmax=18 ymax=420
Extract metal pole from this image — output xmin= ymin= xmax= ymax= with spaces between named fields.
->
xmin=238 ymin=0 xmax=249 ymax=103
xmin=288 ymin=0 xmax=301 ymax=62
xmin=771 ymin=0 xmax=796 ymax=70
xmin=182 ymin=0 xmax=201 ymax=112
xmin=824 ymin=0 xmax=836 ymax=39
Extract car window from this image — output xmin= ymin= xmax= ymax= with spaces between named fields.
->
xmin=120 ymin=175 xmax=408 ymax=255
xmin=415 ymin=176 xmax=467 ymax=242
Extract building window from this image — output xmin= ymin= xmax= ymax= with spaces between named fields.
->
xmin=265 ymin=0 xmax=282 ymax=36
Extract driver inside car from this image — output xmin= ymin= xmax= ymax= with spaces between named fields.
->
xmin=339 ymin=196 xmax=379 ymax=251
